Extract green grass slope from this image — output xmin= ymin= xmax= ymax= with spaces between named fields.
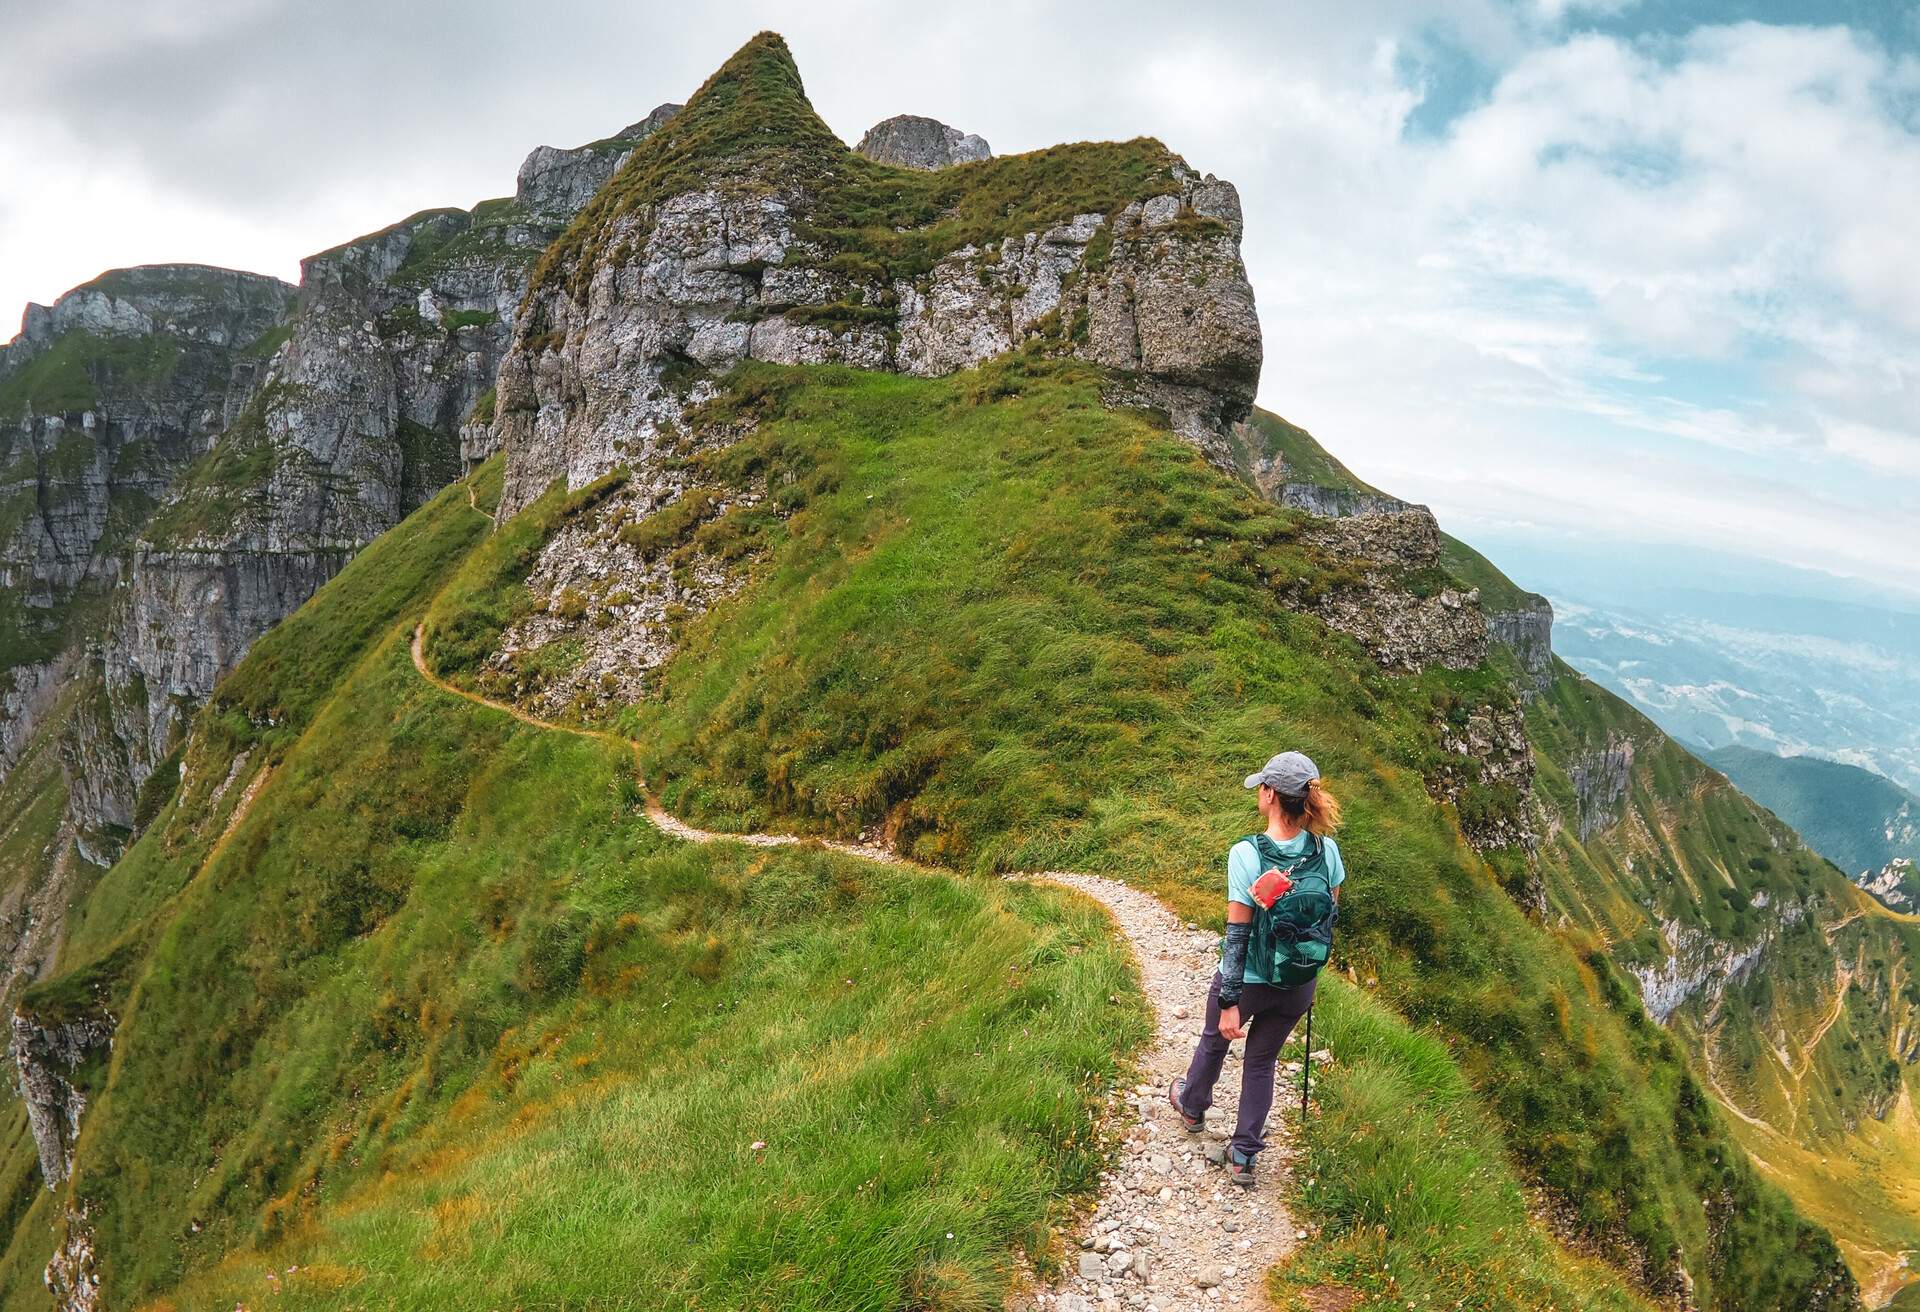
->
xmin=1528 ymin=663 xmax=1920 ymax=1303
xmin=417 ymin=357 xmax=1852 ymax=1308
xmin=0 ymin=461 xmax=1147 ymax=1311
xmin=1707 ymin=743 xmax=1920 ymax=882
xmin=0 ymin=357 xmax=1873 ymax=1308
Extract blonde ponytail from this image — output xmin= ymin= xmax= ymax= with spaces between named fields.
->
xmin=1281 ymin=778 xmax=1342 ymax=835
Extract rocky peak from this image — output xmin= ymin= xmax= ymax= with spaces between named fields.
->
xmin=493 ymin=32 xmax=1261 ymax=513
xmin=514 ymin=102 xmax=683 ymax=222
xmin=3 ymin=265 xmax=293 ymax=377
xmin=856 ymin=114 xmax=991 ymax=170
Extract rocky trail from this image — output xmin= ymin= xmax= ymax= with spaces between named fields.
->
xmin=408 ymin=543 xmax=1306 ymax=1310
xmin=1027 ymin=875 xmax=1306 ymax=1312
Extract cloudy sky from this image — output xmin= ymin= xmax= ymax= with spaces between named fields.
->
xmin=4 ymin=1 xmax=1916 ymax=596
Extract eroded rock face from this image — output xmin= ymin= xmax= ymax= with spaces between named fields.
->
xmin=0 ymin=267 xmax=294 ymax=778
xmin=31 ymin=110 xmax=684 ymax=851
xmin=1569 ymin=739 xmax=1634 ymax=839
xmin=1276 ymin=489 xmax=1544 ymax=877
xmin=1487 ymin=594 xmax=1553 ymax=694
xmin=486 ymin=476 xmax=769 ymax=718
xmin=43 ymin=1207 xmax=98 ymax=1312
xmin=515 ymin=103 xmax=682 ymax=222
xmin=10 ymin=1012 xmax=112 ymax=1188
xmin=1436 ymin=702 xmax=1539 ymax=852
xmin=1293 ymin=508 xmax=1489 ymax=673
xmin=1859 ymin=857 xmax=1915 ymax=912
xmin=494 ymin=168 xmax=1260 ymax=514
xmin=1630 ymin=902 xmax=1808 ymax=1023
xmin=1272 ymin=483 xmax=1410 ymax=518
xmin=856 ymin=115 xmax=991 ymax=170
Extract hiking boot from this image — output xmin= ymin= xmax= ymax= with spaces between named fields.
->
xmin=1168 ymin=1079 xmax=1204 ymax=1134
xmin=1228 ymin=1148 xmax=1256 ymax=1187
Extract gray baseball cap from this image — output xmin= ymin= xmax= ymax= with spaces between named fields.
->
xmin=1244 ymin=751 xmax=1318 ymax=798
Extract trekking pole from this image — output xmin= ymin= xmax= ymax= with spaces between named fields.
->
xmin=1301 ymin=1002 xmax=1313 ymax=1121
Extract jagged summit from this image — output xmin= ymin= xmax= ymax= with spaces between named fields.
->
xmin=856 ymin=114 xmax=992 ymax=169
xmin=514 ymin=102 xmax=683 ymax=222
xmin=502 ymin=31 xmax=1260 ymax=512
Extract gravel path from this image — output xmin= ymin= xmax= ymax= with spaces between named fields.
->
xmin=1025 ymin=874 xmax=1301 ymax=1312
xmin=409 ymin=616 xmax=1303 ymax=1309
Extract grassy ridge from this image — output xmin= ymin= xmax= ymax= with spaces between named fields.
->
xmin=1277 ymin=979 xmax=1653 ymax=1311
xmin=422 ymin=358 xmax=1849 ymax=1307
xmin=0 ymin=457 xmax=1146 ymax=1310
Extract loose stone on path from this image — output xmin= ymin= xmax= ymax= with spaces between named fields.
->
xmin=1019 ymin=873 xmax=1302 ymax=1312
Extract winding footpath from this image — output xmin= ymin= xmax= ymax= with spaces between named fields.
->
xmin=408 ymin=548 xmax=1303 ymax=1310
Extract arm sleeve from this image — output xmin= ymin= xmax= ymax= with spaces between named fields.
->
xmin=1218 ymin=923 xmax=1253 ymax=1008
xmin=1220 ymin=841 xmax=1261 ymax=1007
xmin=1323 ymin=836 xmax=1346 ymax=888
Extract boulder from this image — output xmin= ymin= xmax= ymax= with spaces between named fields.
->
xmin=856 ymin=114 xmax=991 ymax=169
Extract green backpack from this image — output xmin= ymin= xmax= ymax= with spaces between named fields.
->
xmin=1241 ymin=833 xmax=1339 ymax=987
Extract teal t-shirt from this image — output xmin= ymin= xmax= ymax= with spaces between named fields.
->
xmin=1224 ymin=832 xmax=1345 ymax=985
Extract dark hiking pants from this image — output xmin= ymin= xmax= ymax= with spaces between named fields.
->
xmin=1175 ymin=971 xmax=1317 ymax=1158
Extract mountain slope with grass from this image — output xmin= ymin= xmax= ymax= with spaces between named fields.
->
xmin=1526 ymin=668 xmax=1920 ymax=1305
xmin=0 ymin=104 xmax=687 ymax=1024
xmin=0 ymin=28 xmax=1909 ymax=1312
xmin=1706 ymin=744 xmax=1920 ymax=910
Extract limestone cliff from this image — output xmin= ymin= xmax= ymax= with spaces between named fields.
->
xmin=4 ymin=109 xmax=685 ymax=862
xmin=490 ymin=35 xmax=1260 ymax=516
xmin=0 ymin=266 xmax=294 ymax=773
xmin=10 ymin=1010 xmax=111 ymax=1188
xmin=1486 ymin=593 xmax=1554 ymax=692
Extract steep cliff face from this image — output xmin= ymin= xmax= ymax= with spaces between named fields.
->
xmin=13 ymin=110 xmax=687 ymax=856
xmin=0 ymin=109 xmax=690 ymax=1056
xmin=0 ymin=267 xmax=294 ymax=763
xmin=490 ymin=35 xmax=1260 ymax=516
xmin=1528 ymin=666 xmax=1920 ymax=1295
xmin=1292 ymin=507 xmax=1490 ymax=673
xmin=1567 ymin=737 xmax=1633 ymax=839
xmin=1487 ymin=593 xmax=1554 ymax=692
xmin=9 ymin=1012 xmax=111 ymax=1189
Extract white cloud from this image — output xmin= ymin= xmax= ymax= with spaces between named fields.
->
xmin=1 ymin=2 xmax=1916 ymax=593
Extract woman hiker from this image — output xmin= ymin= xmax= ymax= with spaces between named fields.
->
xmin=1169 ymin=750 xmax=1344 ymax=1187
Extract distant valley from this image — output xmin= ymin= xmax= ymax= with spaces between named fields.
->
xmin=1473 ymin=537 xmax=1920 ymax=919
xmin=1548 ymin=591 xmax=1920 ymax=794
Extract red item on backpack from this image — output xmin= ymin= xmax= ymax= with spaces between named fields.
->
xmin=1251 ymin=867 xmax=1293 ymax=908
